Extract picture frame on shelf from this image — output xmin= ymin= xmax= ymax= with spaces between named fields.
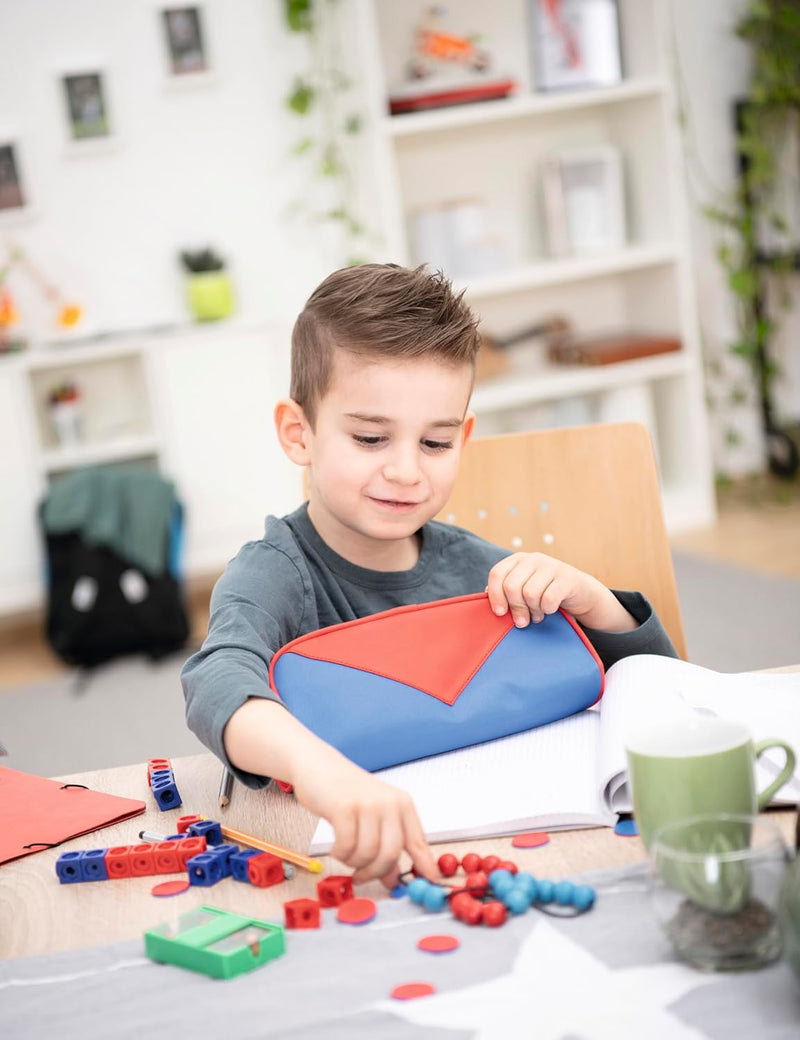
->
xmin=159 ymin=4 xmax=211 ymax=80
xmin=530 ymin=0 xmax=622 ymax=92
xmin=59 ymin=68 xmax=116 ymax=153
xmin=541 ymin=144 xmax=626 ymax=256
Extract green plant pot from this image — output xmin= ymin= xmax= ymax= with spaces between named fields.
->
xmin=186 ymin=272 xmax=234 ymax=322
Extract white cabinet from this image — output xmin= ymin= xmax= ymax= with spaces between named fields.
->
xmin=355 ymin=0 xmax=716 ymax=533
xmin=0 ymin=364 xmax=44 ymax=613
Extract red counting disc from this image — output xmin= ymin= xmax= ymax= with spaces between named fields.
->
xmin=391 ymin=982 xmax=436 ymax=1000
xmin=511 ymin=831 xmax=550 ymax=849
xmin=336 ymin=897 xmax=377 ymax=925
xmin=417 ymin=934 xmax=460 ymax=953
xmin=151 ymin=879 xmax=190 ymax=897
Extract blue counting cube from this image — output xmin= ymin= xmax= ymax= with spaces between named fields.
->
xmin=151 ymin=777 xmax=182 ymax=811
xmin=208 ymin=843 xmax=238 ymax=877
xmin=186 ymin=853 xmax=224 ymax=887
xmin=188 ymin=820 xmax=223 ymax=846
xmin=149 ymin=769 xmax=173 ymax=784
xmin=79 ymin=849 xmax=109 ymax=882
xmin=230 ymin=848 xmax=260 ymax=882
xmin=56 ymin=851 xmax=84 ymax=884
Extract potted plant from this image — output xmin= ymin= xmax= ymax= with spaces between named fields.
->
xmin=179 ymin=247 xmax=234 ymax=322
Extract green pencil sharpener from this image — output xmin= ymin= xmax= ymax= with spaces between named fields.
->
xmin=144 ymin=905 xmax=285 ymax=980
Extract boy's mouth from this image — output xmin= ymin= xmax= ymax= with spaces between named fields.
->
xmin=370 ymin=496 xmax=421 ymax=512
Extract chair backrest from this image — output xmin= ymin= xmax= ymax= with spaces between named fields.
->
xmin=437 ymin=422 xmax=686 ymax=658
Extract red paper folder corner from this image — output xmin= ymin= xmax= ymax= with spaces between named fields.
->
xmin=0 ymin=766 xmax=146 ymax=865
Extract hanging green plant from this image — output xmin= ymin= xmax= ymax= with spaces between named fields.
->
xmin=703 ymin=0 xmax=800 ymax=478
xmin=282 ymin=0 xmax=372 ymax=266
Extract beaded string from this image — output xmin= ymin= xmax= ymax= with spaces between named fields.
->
xmin=395 ymin=851 xmax=596 ymax=928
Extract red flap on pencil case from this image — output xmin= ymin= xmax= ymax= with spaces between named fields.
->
xmin=269 ymin=593 xmax=604 ymax=773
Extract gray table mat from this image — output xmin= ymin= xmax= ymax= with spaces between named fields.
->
xmin=2 ymin=866 xmax=799 ymax=1039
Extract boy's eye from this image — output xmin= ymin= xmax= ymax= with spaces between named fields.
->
xmin=422 ymin=439 xmax=453 ymax=452
xmin=353 ymin=434 xmax=386 ymax=447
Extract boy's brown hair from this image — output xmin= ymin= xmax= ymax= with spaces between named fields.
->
xmin=290 ymin=263 xmax=481 ymax=426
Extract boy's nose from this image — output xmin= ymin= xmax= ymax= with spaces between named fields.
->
xmin=382 ymin=449 xmax=422 ymax=485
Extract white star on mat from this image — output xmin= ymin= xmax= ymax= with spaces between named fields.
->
xmin=376 ymin=919 xmax=722 ymax=1039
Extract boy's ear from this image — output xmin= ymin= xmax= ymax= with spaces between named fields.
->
xmin=461 ymin=411 xmax=475 ymax=446
xmin=275 ymin=398 xmax=312 ymax=466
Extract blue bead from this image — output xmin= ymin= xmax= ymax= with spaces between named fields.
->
xmin=514 ymin=871 xmax=537 ymax=896
xmin=390 ymin=883 xmax=408 ymax=899
xmin=488 ymin=868 xmax=513 ymax=888
xmin=553 ymin=880 xmax=575 ymax=905
xmin=572 ymin=884 xmax=596 ymax=911
xmin=536 ymin=879 xmax=555 ymax=903
xmin=406 ymin=878 xmax=430 ymax=904
xmin=491 ymin=875 xmax=516 ymax=899
xmin=504 ymin=888 xmax=532 ymax=915
xmin=422 ymin=885 xmax=448 ymax=912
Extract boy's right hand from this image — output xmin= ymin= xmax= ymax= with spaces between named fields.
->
xmin=292 ymin=751 xmax=438 ymax=886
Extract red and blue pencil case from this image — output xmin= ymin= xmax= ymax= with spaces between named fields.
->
xmin=269 ymin=593 xmax=604 ymax=773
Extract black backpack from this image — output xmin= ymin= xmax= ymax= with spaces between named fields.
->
xmin=39 ymin=470 xmax=190 ymax=668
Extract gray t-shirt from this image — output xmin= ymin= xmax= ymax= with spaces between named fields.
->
xmin=181 ymin=503 xmax=677 ymax=788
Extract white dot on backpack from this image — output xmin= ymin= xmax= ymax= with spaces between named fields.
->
xmin=71 ymin=576 xmax=98 ymax=612
xmin=120 ymin=569 xmax=148 ymax=604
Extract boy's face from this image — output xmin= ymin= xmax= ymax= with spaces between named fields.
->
xmin=301 ymin=350 xmax=474 ymax=569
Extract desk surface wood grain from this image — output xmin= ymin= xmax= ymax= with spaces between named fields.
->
xmin=2 ymin=750 xmax=797 ymax=961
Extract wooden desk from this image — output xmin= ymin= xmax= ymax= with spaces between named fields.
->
xmin=1 ymin=751 xmax=797 ymax=960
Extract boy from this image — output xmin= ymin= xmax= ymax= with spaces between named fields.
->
xmin=182 ymin=263 xmax=677 ymax=886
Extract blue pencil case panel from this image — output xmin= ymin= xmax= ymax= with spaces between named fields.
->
xmin=269 ymin=593 xmax=604 ymax=773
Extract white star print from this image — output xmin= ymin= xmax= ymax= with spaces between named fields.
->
xmin=374 ymin=919 xmax=723 ymax=1039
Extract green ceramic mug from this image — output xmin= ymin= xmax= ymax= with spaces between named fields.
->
xmin=625 ymin=716 xmax=795 ymax=854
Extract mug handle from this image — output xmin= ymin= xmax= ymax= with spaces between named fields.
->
xmin=754 ymin=739 xmax=796 ymax=810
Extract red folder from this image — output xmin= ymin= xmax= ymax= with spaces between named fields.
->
xmin=0 ymin=766 xmax=146 ymax=865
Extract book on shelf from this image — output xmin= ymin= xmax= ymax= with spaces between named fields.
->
xmin=308 ymin=654 xmax=800 ymax=853
xmin=548 ymin=332 xmax=681 ymax=366
xmin=388 ymin=77 xmax=516 ymax=115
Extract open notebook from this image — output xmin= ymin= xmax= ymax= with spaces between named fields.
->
xmin=309 ymin=655 xmax=800 ymax=854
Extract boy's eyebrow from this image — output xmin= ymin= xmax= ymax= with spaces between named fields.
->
xmin=344 ymin=412 xmax=464 ymax=429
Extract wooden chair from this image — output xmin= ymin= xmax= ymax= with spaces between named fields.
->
xmin=437 ymin=422 xmax=687 ymax=658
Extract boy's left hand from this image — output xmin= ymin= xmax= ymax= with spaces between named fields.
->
xmin=486 ymin=552 xmax=638 ymax=633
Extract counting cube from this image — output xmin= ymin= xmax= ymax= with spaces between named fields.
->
xmin=105 ymin=846 xmax=133 ymax=878
xmin=79 ymin=849 xmax=109 ymax=882
xmin=56 ymin=851 xmax=85 ymax=884
xmin=230 ymin=848 xmax=260 ymax=882
xmin=188 ymin=820 xmax=223 ymax=846
xmin=187 ymin=853 xmax=224 ymax=887
xmin=247 ymin=852 xmax=284 ymax=889
xmin=284 ymin=898 xmax=321 ymax=929
xmin=317 ymin=875 xmax=354 ymax=907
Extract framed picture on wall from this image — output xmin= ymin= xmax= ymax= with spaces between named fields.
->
xmin=59 ymin=69 xmax=115 ymax=150
xmin=0 ymin=136 xmax=33 ymax=224
xmin=541 ymin=144 xmax=626 ymax=256
xmin=531 ymin=0 xmax=622 ymax=92
xmin=160 ymin=5 xmax=211 ymax=78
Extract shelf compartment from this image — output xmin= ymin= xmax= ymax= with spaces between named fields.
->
xmin=470 ymin=351 xmax=693 ymax=415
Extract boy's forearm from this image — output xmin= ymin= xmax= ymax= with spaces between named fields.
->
xmin=223 ymin=695 xmax=338 ymax=784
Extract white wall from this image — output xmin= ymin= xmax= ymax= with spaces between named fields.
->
xmin=0 ymin=0 xmax=357 ymax=344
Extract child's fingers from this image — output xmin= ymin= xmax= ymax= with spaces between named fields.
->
xmin=352 ymin=812 xmax=403 ymax=885
xmin=402 ymin=808 xmax=438 ymax=881
xmin=347 ymin=809 xmax=382 ymax=874
xmin=330 ymin=807 xmax=359 ymax=867
xmin=485 ymin=555 xmax=520 ymax=615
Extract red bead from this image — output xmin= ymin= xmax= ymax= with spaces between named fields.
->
xmin=499 ymin=860 xmax=518 ymax=874
xmin=449 ymin=891 xmax=474 ymax=919
xmin=462 ymin=899 xmax=484 ymax=926
xmin=437 ymin=853 xmax=459 ymax=877
xmin=482 ymin=901 xmax=508 ymax=927
xmin=464 ymin=870 xmax=489 ymax=895
xmin=461 ymin=852 xmax=482 ymax=873
xmin=480 ymin=855 xmax=502 ymax=874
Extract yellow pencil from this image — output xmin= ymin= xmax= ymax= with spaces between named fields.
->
xmin=218 ymin=823 xmax=324 ymax=874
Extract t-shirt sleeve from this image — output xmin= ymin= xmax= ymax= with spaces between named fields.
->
xmin=578 ymin=589 xmax=679 ymax=669
xmin=180 ymin=538 xmax=310 ymax=789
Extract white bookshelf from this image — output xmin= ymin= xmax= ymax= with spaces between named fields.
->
xmin=354 ymin=0 xmax=716 ymax=534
